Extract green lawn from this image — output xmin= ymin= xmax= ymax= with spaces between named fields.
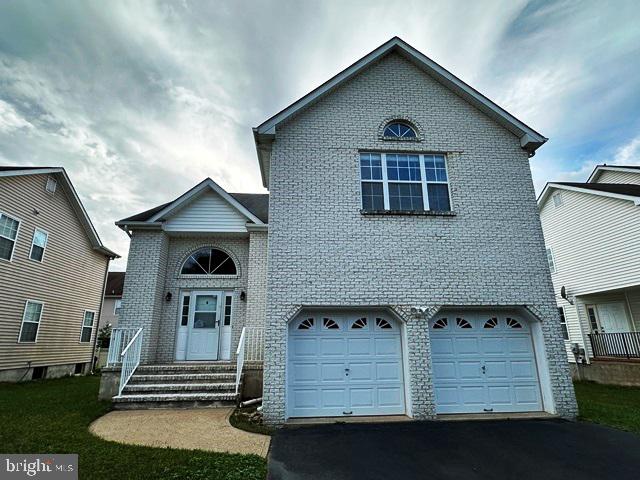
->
xmin=574 ymin=381 xmax=640 ymax=434
xmin=0 ymin=375 xmax=266 ymax=480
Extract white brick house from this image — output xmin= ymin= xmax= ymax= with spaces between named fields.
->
xmin=106 ymin=37 xmax=577 ymax=422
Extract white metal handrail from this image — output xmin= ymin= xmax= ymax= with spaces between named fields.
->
xmin=106 ymin=328 xmax=140 ymax=366
xmin=118 ymin=328 xmax=143 ymax=396
xmin=235 ymin=327 xmax=246 ymax=395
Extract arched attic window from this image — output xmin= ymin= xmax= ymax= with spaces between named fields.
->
xmin=383 ymin=121 xmax=417 ymax=139
xmin=181 ymin=248 xmax=237 ymax=275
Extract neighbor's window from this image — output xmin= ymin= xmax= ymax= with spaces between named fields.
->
xmin=383 ymin=122 xmax=417 ymax=138
xmin=552 ymin=192 xmax=563 ymax=208
xmin=80 ymin=311 xmax=95 ymax=343
xmin=0 ymin=212 xmax=20 ymax=261
xmin=360 ymin=153 xmax=451 ymax=211
xmin=558 ymin=307 xmax=569 ymax=340
xmin=113 ymin=299 xmax=123 ymax=316
xmin=29 ymin=228 xmax=48 ymax=262
xmin=546 ymin=247 xmax=556 ymax=273
xmin=181 ymin=248 xmax=237 ymax=275
xmin=19 ymin=300 xmax=43 ymax=343
xmin=587 ymin=306 xmax=599 ymax=333
xmin=45 ymin=177 xmax=57 ymax=194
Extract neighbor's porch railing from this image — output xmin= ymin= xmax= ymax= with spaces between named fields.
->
xmin=118 ymin=328 xmax=144 ymax=396
xmin=106 ymin=328 xmax=140 ymax=366
xmin=235 ymin=327 xmax=264 ymax=395
xmin=588 ymin=332 xmax=640 ymax=359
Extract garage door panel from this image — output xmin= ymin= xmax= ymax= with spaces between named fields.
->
xmin=288 ymin=313 xmax=405 ymax=418
xmin=431 ymin=313 xmax=542 ymax=414
xmin=508 ymin=337 xmax=533 ymax=354
xmin=321 ymin=363 xmax=347 ymax=382
xmin=375 ymin=337 xmax=400 ymax=355
xmin=348 ymin=338 xmax=372 ymax=355
xmin=320 ymin=338 xmax=346 ymax=356
xmin=459 ymin=361 xmax=482 ymax=379
xmin=376 ymin=362 xmax=402 ymax=381
xmin=291 ymin=363 xmax=318 ymax=383
xmin=455 ymin=337 xmax=480 ymax=354
xmin=511 ymin=360 xmax=536 ymax=380
xmin=431 ymin=337 xmax=454 ymax=355
xmin=378 ymin=387 xmax=404 ymax=407
xmin=291 ymin=338 xmax=317 ymax=357
xmin=349 ymin=362 xmax=373 ymax=381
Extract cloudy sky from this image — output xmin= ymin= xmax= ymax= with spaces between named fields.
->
xmin=1 ymin=0 xmax=639 ymax=269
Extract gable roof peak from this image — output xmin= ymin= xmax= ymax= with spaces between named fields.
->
xmin=254 ymin=36 xmax=547 ymax=188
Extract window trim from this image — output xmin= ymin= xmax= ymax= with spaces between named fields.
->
xmin=546 ymin=247 xmax=556 ymax=274
xmin=18 ymin=300 xmax=44 ymax=343
xmin=79 ymin=310 xmax=96 ymax=343
xmin=558 ymin=306 xmax=569 ymax=341
xmin=359 ymin=152 xmax=452 ymax=213
xmin=45 ymin=176 xmax=57 ymax=194
xmin=0 ymin=211 xmax=21 ymax=263
xmin=29 ymin=227 xmax=49 ymax=263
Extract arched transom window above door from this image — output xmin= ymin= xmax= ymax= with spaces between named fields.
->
xmin=181 ymin=248 xmax=237 ymax=275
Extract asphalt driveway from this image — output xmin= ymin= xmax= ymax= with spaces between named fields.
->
xmin=268 ymin=419 xmax=640 ymax=480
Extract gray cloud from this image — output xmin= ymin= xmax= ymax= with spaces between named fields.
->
xmin=0 ymin=0 xmax=638 ymax=269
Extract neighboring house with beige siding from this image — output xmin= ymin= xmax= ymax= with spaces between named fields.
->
xmin=539 ymin=164 xmax=640 ymax=384
xmin=0 ymin=167 xmax=117 ymax=382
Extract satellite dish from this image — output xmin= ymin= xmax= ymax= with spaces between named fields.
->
xmin=560 ymin=286 xmax=574 ymax=305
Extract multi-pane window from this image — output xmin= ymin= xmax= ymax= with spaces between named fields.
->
xmin=383 ymin=122 xmax=417 ymax=138
xmin=359 ymin=153 xmax=451 ymax=212
xmin=29 ymin=228 xmax=48 ymax=262
xmin=587 ymin=306 xmax=599 ymax=333
xmin=180 ymin=294 xmax=190 ymax=326
xmin=0 ymin=212 xmax=20 ymax=261
xmin=224 ymin=295 xmax=233 ymax=326
xmin=80 ymin=311 xmax=95 ymax=343
xmin=558 ymin=307 xmax=569 ymax=340
xmin=181 ymin=248 xmax=237 ymax=275
xmin=546 ymin=248 xmax=556 ymax=273
xmin=19 ymin=301 xmax=43 ymax=343
xmin=552 ymin=192 xmax=563 ymax=208
xmin=45 ymin=177 xmax=57 ymax=194
xmin=114 ymin=299 xmax=123 ymax=316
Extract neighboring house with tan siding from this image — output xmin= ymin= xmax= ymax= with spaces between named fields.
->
xmin=539 ymin=164 xmax=640 ymax=384
xmin=0 ymin=166 xmax=118 ymax=382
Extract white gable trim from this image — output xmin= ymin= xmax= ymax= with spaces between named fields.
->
xmin=538 ymin=183 xmax=640 ymax=208
xmin=148 ymin=178 xmax=264 ymax=225
xmin=587 ymin=165 xmax=640 ymax=183
xmin=254 ymin=37 xmax=547 ymax=188
xmin=0 ymin=167 xmax=118 ymax=257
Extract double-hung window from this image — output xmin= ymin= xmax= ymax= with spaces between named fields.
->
xmin=0 ymin=212 xmax=20 ymax=261
xmin=19 ymin=300 xmax=44 ymax=343
xmin=29 ymin=228 xmax=48 ymax=262
xmin=360 ymin=153 xmax=451 ymax=212
xmin=80 ymin=311 xmax=96 ymax=343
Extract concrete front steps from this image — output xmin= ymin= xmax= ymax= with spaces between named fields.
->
xmin=113 ymin=363 xmax=240 ymax=410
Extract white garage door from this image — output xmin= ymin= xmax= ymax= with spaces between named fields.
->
xmin=287 ymin=313 xmax=406 ymax=418
xmin=430 ymin=313 xmax=543 ymax=414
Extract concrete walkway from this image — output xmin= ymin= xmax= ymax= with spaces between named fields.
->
xmin=90 ymin=408 xmax=270 ymax=457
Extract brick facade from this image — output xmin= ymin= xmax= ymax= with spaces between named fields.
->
xmin=262 ymin=52 xmax=577 ymax=423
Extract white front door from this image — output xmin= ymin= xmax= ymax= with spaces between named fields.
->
xmin=287 ymin=312 xmax=406 ymax=418
xmin=596 ymin=303 xmax=631 ymax=333
xmin=186 ymin=292 xmax=221 ymax=361
xmin=431 ymin=312 xmax=542 ymax=414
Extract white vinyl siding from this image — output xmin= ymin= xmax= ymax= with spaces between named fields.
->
xmin=0 ymin=212 xmax=21 ymax=261
xmin=18 ymin=300 xmax=44 ymax=343
xmin=29 ymin=228 xmax=48 ymax=262
xmin=540 ymin=188 xmax=640 ymax=362
xmin=164 ymin=190 xmax=248 ymax=232
xmin=595 ymin=169 xmax=640 ymax=185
